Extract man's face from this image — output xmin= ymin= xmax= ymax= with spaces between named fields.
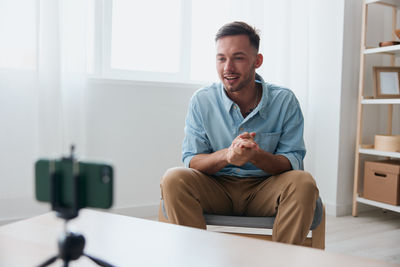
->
xmin=216 ymin=35 xmax=262 ymax=93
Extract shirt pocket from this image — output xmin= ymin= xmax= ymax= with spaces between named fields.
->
xmin=255 ymin=132 xmax=281 ymax=154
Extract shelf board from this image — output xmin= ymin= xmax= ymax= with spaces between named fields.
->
xmin=361 ymin=98 xmax=400 ymax=104
xmin=359 ymin=147 xmax=400 ymax=158
xmin=357 ymin=197 xmax=400 ymax=212
xmin=364 ymin=45 xmax=400 ymax=55
xmin=366 ymin=0 xmax=400 ymax=8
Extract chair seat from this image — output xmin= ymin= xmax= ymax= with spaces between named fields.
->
xmin=204 ymin=214 xmax=276 ymax=229
xmin=163 ymin=197 xmax=323 ymax=230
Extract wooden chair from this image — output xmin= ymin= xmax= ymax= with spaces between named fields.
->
xmin=159 ymin=197 xmax=325 ymax=249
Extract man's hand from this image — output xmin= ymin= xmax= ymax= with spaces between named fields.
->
xmin=190 ymin=131 xmax=291 ymax=175
xmin=226 ymin=132 xmax=259 ymax=166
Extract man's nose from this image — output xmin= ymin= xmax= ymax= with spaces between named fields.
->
xmin=224 ymin=59 xmax=234 ymax=72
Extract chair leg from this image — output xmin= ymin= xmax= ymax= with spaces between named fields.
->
xmin=311 ymin=204 xmax=326 ymax=250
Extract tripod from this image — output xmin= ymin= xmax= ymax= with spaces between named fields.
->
xmin=38 ymin=146 xmax=115 ymax=267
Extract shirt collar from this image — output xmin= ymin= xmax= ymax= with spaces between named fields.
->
xmin=220 ymin=83 xmax=235 ymax=112
xmin=256 ymin=73 xmax=269 ymax=119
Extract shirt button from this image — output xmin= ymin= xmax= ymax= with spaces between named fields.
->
xmin=240 ymin=127 xmax=244 ymax=132
xmin=234 ymin=105 xmax=237 ymax=109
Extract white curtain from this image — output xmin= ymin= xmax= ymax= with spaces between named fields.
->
xmin=0 ymin=0 xmax=88 ymax=158
xmin=0 ymin=0 xmax=88 ymax=212
xmin=38 ymin=0 xmax=88 ymax=157
xmin=259 ymin=0 xmax=311 ymax=115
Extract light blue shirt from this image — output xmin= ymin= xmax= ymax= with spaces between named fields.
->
xmin=182 ymin=73 xmax=305 ymax=177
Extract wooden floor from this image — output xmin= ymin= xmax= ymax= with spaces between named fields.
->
xmin=325 ymin=209 xmax=400 ymax=264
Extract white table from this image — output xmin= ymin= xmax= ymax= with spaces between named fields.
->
xmin=0 ymin=209 xmax=398 ymax=267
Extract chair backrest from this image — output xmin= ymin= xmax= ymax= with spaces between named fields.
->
xmin=162 ymin=197 xmax=323 ymax=230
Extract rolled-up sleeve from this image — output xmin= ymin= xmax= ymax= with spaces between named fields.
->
xmin=275 ymin=96 xmax=306 ymax=170
xmin=182 ymin=96 xmax=211 ymax=167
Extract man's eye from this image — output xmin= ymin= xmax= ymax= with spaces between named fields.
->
xmin=235 ymin=57 xmax=244 ymax=60
xmin=217 ymin=58 xmax=226 ymax=62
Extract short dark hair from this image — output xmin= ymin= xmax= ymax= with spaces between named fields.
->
xmin=215 ymin=21 xmax=260 ymax=51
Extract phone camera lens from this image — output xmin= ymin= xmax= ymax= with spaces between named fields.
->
xmin=101 ymin=167 xmax=111 ymax=184
xmin=102 ymin=175 xmax=110 ymax=184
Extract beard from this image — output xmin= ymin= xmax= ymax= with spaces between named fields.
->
xmin=223 ymin=70 xmax=255 ymax=93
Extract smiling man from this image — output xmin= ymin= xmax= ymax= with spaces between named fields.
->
xmin=159 ymin=21 xmax=319 ymax=245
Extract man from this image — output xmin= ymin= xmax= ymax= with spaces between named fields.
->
xmin=159 ymin=21 xmax=319 ymax=245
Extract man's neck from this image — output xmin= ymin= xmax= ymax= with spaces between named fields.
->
xmin=226 ymin=82 xmax=259 ymax=112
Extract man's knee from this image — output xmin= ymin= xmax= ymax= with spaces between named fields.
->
xmin=285 ymin=170 xmax=319 ymax=197
xmin=160 ymin=167 xmax=194 ymax=196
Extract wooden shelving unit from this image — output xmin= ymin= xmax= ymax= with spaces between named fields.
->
xmin=352 ymin=0 xmax=400 ymax=216
xmin=364 ymin=45 xmax=400 ymax=54
xmin=359 ymin=147 xmax=400 ymax=158
xmin=361 ymin=98 xmax=400 ymax=104
xmin=357 ymin=197 xmax=400 ymax=212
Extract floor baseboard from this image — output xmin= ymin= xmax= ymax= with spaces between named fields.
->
xmin=0 ymin=197 xmax=159 ymax=225
xmin=325 ymin=201 xmax=377 ymax=217
xmin=0 ymin=197 xmax=49 ymax=224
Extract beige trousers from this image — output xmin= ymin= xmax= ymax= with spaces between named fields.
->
xmin=159 ymin=167 xmax=319 ymax=245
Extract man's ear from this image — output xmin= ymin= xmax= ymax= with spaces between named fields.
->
xmin=255 ymin=53 xmax=263 ymax=69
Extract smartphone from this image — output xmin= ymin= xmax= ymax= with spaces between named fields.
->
xmin=35 ymin=159 xmax=113 ymax=209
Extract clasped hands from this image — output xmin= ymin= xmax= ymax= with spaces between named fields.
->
xmin=226 ymin=132 xmax=260 ymax=166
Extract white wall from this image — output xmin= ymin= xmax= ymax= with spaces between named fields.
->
xmin=336 ymin=0 xmax=362 ymax=216
xmin=84 ymin=79 xmax=198 ymax=216
xmin=303 ymin=0 xmax=347 ymax=216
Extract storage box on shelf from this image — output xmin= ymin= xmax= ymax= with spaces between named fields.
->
xmin=363 ymin=160 xmax=400 ymax=205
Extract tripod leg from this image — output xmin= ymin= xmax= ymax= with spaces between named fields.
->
xmin=37 ymin=255 xmax=58 ymax=267
xmin=84 ymin=253 xmax=116 ymax=267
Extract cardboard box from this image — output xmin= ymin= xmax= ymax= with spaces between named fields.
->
xmin=363 ymin=160 xmax=400 ymax=205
